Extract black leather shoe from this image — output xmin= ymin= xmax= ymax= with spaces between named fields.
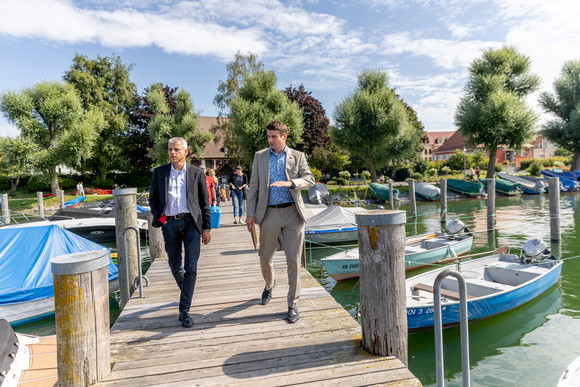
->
xmin=179 ymin=311 xmax=194 ymax=328
xmin=288 ymin=307 xmax=299 ymax=323
xmin=261 ymin=287 xmax=272 ymax=305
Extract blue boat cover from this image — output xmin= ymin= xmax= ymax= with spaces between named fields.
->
xmin=541 ymin=169 xmax=580 ymax=181
xmin=64 ymin=195 xmax=86 ymax=207
xmin=0 ymin=225 xmax=118 ymax=304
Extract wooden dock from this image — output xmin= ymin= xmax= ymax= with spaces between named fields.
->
xmin=98 ymin=203 xmax=420 ymax=386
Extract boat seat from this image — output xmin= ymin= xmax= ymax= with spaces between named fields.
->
xmin=411 ymin=283 xmax=476 ymax=300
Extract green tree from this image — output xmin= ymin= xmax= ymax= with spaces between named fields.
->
xmin=539 ymin=60 xmax=580 ymax=170
xmin=284 ymin=84 xmax=331 ymax=154
xmin=331 ymin=69 xmax=422 ymax=182
xmin=214 ymin=52 xmax=265 ymax=162
xmin=147 ymin=84 xmax=212 ymax=165
xmin=0 ymin=81 xmax=104 ymax=195
xmin=455 ymin=46 xmax=540 ymax=177
xmin=309 ymin=144 xmax=351 ymax=175
xmin=230 ymin=70 xmax=304 ymax=165
xmin=0 ymin=136 xmax=37 ymax=190
xmin=63 ymin=54 xmax=137 ymax=179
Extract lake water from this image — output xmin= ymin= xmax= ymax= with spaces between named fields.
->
xmin=305 ymin=192 xmax=580 ymax=386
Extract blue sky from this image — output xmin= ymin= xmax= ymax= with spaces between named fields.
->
xmin=1 ymin=0 xmax=579 ymax=137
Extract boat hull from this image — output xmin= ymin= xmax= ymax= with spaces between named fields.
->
xmin=407 ymin=258 xmax=562 ymax=332
xmin=322 ymin=235 xmax=474 ymax=281
xmin=305 ymin=227 xmax=358 ymax=244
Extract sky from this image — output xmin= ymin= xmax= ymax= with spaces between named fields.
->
xmin=1 ymin=0 xmax=579 ymax=138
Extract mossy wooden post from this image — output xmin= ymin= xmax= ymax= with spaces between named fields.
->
xmin=408 ymin=179 xmax=417 ymax=218
xmin=487 ymin=178 xmax=495 ymax=231
xmin=37 ymin=191 xmax=44 ymax=219
xmin=113 ymin=187 xmax=138 ymax=308
xmin=440 ymin=179 xmax=447 ymax=224
xmin=548 ymin=177 xmax=561 ymax=242
xmin=59 ymin=190 xmax=65 ymax=209
xmin=51 ymin=250 xmax=110 ymax=386
xmin=388 ymin=181 xmax=394 ymax=210
xmin=2 ymin=194 xmax=9 ymax=224
xmin=356 ymin=210 xmax=408 ymax=365
xmin=147 ymin=211 xmax=167 ymax=261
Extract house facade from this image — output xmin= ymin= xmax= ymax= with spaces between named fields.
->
xmin=422 ymin=131 xmax=455 ymax=160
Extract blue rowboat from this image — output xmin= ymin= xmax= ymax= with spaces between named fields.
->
xmin=405 ymin=241 xmax=562 ymax=332
xmin=321 ymin=232 xmax=474 ymax=281
xmin=64 ymin=195 xmax=86 ymax=208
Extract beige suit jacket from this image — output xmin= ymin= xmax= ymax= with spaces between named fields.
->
xmin=246 ymin=147 xmax=315 ymax=224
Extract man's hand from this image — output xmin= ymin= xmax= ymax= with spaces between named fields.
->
xmin=270 ymin=180 xmax=293 ymax=188
xmin=202 ymin=230 xmax=211 ymax=244
xmin=246 ymin=216 xmax=255 ymax=232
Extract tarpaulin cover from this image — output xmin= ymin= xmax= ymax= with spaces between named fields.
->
xmin=0 ymin=225 xmax=117 ymax=304
xmin=305 ymin=205 xmax=358 ymax=231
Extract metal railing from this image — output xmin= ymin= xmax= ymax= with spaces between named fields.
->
xmin=122 ymin=226 xmax=149 ymax=299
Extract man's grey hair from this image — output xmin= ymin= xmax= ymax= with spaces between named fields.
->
xmin=168 ymin=137 xmax=188 ymax=149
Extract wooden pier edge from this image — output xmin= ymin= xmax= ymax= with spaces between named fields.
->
xmin=97 ymin=201 xmax=421 ymax=386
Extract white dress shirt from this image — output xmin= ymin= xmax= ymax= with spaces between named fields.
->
xmin=164 ymin=163 xmax=190 ymax=216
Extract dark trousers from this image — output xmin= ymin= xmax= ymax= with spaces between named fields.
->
xmin=162 ymin=217 xmax=201 ymax=313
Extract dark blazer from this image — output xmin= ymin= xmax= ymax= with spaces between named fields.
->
xmin=149 ymin=162 xmax=211 ymax=232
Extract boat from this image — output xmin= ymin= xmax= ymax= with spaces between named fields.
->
xmin=304 ymin=205 xmax=366 ymax=244
xmin=64 ymin=195 xmax=86 ymax=208
xmin=406 ymin=238 xmax=562 ymax=332
xmin=308 ymin=182 xmax=330 ymax=204
xmin=0 ymin=225 xmax=119 ymax=326
xmin=541 ymin=169 xmax=580 ymax=181
xmin=446 ymin=179 xmax=484 ymax=197
xmin=321 ymin=220 xmax=474 ymax=281
xmin=540 ymin=170 xmax=579 ymax=192
xmin=1 ymin=319 xmax=57 ymax=386
xmin=558 ymin=356 xmax=580 ymax=386
xmin=368 ymin=182 xmax=399 ymax=201
xmin=496 ymin=172 xmax=546 ymax=194
xmin=415 ymin=182 xmax=440 ymax=201
xmin=480 ymin=177 xmax=521 ymax=196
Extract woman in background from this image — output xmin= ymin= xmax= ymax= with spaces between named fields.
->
xmin=208 ymin=169 xmax=221 ymax=206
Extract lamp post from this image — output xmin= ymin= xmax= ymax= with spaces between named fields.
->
xmin=463 ymin=147 xmax=467 ymax=180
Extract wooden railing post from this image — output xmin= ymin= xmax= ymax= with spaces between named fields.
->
xmin=51 ymin=250 xmax=111 ymax=386
xmin=59 ymin=190 xmax=65 ymax=209
xmin=440 ymin=179 xmax=447 ymax=224
xmin=147 ymin=211 xmax=167 ymax=261
xmin=408 ymin=179 xmax=416 ymax=218
xmin=1 ymin=194 xmax=9 ymax=225
xmin=487 ymin=178 xmax=495 ymax=231
xmin=356 ymin=210 xmax=408 ymax=365
xmin=113 ymin=187 xmax=138 ymax=308
xmin=37 ymin=191 xmax=44 ymax=219
xmin=548 ymin=177 xmax=561 ymax=242
xmin=388 ymin=181 xmax=394 ymax=210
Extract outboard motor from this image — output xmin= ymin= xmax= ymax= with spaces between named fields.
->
xmin=520 ymin=238 xmax=550 ymax=263
xmin=445 ymin=219 xmax=470 ymax=237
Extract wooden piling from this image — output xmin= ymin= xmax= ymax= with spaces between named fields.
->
xmin=408 ymin=179 xmax=417 ymax=217
xmin=548 ymin=177 xmax=561 ymax=242
xmin=440 ymin=179 xmax=447 ymax=224
xmin=355 ymin=210 xmax=408 ymax=365
xmin=147 ymin=211 xmax=167 ymax=261
xmin=37 ymin=191 xmax=44 ymax=219
xmin=1 ymin=194 xmax=9 ymax=224
xmin=59 ymin=190 xmax=65 ymax=209
xmin=51 ymin=250 xmax=111 ymax=386
xmin=388 ymin=181 xmax=394 ymax=210
xmin=113 ymin=187 xmax=139 ymax=308
xmin=487 ymin=178 xmax=495 ymax=231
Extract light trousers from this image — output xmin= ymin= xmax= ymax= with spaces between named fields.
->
xmin=258 ymin=205 xmax=305 ymax=308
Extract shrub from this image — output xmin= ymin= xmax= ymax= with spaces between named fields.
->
xmin=327 ymin=179 xmax=337 ymax=185
xmin=335 ymin=177 xmax=348 ymax=185
xmin=441 ymin=166 xmax=451 ymax=175
xmin=0 ymin=177 xmax=10 ymax=191
xmin=338 ymin=171 xmax=351 ymax=180
xmin=426 ymin=168 xmax=438 ymax=177
xmin=409 ymin=172 xmax=423 ymax=181
xmin=520 ymin=160 xmax=532 ymax=170
xmin=494 ymin=164 xmax=503 ymax=172
xmin=393 ymin=167 xmax=411 ymax=182
xmin=126 ymin=172 xmax=153 ymax=188
xmin=412 ymin=158 xmax=430 ymax=175
xmin=92 ymin=177 xmax=115 ymax=189
xmin=361 ymin=170 xmax=371 ymax=180
xmin=502 ymin=160 xmax=510 ymax=166
xmin=27 ymin=176 xmax=49 ymax=192
xmin=310 ymin=166 xmax=322 ymax=182
xmin=553 ymin=161 xmax=564 ymax=168
xmin=528 ymin=162 xmax=542 ymax=176
xmin=58 ymin=177 xmax=77 ymax=190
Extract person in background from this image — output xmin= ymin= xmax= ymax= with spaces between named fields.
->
xmin=245 ymin=121 xmax=315 ymax=324
xmin=208 ymin=169 xmax=221 ymax=206
xmin=469 ymin=167 xmax=475 ymax=181
xmin=475 ymin=166 xmax=481 ymax=180
xmin=203 ymin=167 xmax=217 ymax=206
xmin=229 ymin=165 xmax=247 ymax=224
xmin=148 ymin=137 xmax=211 ymax=328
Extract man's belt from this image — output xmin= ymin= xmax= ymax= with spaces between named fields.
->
xmin=267 ymin=202 xmax=294 ymax=209
xmin=166 ymin=213 xmax=191 ymax=221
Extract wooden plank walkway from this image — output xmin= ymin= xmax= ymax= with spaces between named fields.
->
xmin=98 ymin=202 xmax=420 ymax=386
